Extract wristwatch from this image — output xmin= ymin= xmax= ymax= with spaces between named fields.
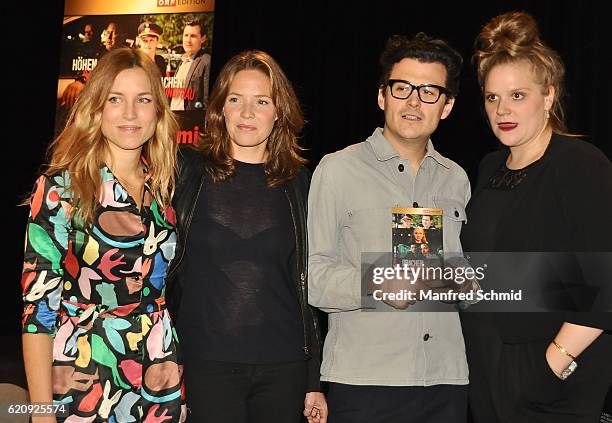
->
xmin=557 ymin=360 xmax=578 ymax=380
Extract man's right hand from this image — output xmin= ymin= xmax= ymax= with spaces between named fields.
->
xmin=378 ymin=275 xmax=428 ymax=309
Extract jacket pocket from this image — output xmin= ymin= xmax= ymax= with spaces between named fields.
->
xmin=432 ymin=197 xmax=467 ymax=253
xmin=432 ymin=197 xmax=467 ymax=222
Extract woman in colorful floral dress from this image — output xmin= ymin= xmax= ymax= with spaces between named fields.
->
xmin=21 ymin=47 xmax=185 ymax=422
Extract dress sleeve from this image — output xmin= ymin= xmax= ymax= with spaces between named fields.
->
xmin=21 ymin=174 xmax=70 ymax=336
xmin=555 ymin=142 xmax=612 ymax=327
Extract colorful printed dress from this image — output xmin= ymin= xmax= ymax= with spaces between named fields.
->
xmin=21 ymin=166 xmax=186 ymax=422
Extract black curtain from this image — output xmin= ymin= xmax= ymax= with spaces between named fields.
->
xmin=6 ymin=0 xmax=610 ymax=335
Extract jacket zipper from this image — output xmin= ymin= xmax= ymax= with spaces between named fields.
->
xmin=167 ymin=171 xmax=206 ymax=281
xmin=285 ymin=186 xmax=310 ymax=356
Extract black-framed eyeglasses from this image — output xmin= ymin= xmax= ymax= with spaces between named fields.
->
xmin=386 ymin=79 xmax=451 ymax=104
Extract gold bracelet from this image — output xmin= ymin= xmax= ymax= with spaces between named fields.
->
xmin=552 ymin=340 xmax=577 ymax=361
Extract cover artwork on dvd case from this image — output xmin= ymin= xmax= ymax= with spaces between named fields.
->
xmin=392 ymin=207 xmax=443 ymax=266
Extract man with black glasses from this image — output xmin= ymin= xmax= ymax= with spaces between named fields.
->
xmin=308 ymin=33 xmax=471 ymax=422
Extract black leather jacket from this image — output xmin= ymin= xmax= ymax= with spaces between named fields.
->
xmin=166 ymin=147 xmax=322 ymax=391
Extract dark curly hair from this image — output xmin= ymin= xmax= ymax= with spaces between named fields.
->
xmin=378 ymin=32 xmax=464 ymax=98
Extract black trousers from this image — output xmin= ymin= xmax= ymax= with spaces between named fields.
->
xmin=327 ymin=382 xmax=468 ymax=423
xmin=183 ymin=359 xmax=307 ymax=423
xmin=462 ymin=316 xmax=612 ymax=423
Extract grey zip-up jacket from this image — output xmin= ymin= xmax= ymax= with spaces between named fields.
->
xmin=308 ymin=128 xmax=470 ymax=386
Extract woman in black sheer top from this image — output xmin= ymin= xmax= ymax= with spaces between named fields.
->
xmin=167 ymin=50 xmax=327 ymax=423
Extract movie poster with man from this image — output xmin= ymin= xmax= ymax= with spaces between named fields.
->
xmin=56 ymin=0 xmax=215 ymax=145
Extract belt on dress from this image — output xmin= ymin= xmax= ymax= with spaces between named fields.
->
xmin=58 ymin=297 xmax=166 ymax=328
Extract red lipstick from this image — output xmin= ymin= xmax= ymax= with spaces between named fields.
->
xmin=497 ymin=122 xmax=517 ymax=131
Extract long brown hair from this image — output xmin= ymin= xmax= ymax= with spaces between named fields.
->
xmin=43 ymin=47 xmax=178 ymax=228
xmin=197 ymin=50 xmax=306 ymax=187
xmin=473 ymin=11 xmax=571 ymax=135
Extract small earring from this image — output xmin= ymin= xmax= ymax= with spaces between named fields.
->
xmin=545 ymin=110 xmax=550 ymax=119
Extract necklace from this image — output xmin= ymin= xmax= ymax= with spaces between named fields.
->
xmin=115 ymin=176 xmax=143 ymax=190
xmin=113 ymin=168 xmax=145 ymax=200
xmin=116 ymin=176 xmax=145 ymax=211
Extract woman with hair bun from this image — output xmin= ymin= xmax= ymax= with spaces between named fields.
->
xmin=460 ymin=11 xmax=612 ymax=422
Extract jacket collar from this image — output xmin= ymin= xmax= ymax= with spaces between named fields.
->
xmin=367 ymin=127 xmax=451 ymax=169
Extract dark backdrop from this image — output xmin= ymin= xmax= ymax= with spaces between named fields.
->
xmin=6 ymin=0 xmax=611 ymax=345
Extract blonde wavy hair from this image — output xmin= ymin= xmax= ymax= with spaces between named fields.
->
xmin=196 ymin=50 xmax=306 ymax=187
xmin=44 ymin=47 xmax=178 ymax=228
xmin=473 ymin=11 xmax=571 ymax=135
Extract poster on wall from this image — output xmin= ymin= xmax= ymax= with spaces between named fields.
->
xmin=56 ymin=0 xmax=215 ymax=145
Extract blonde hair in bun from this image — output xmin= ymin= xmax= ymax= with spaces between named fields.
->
xmin=473 ymin=11 xmax=568 ymax=134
